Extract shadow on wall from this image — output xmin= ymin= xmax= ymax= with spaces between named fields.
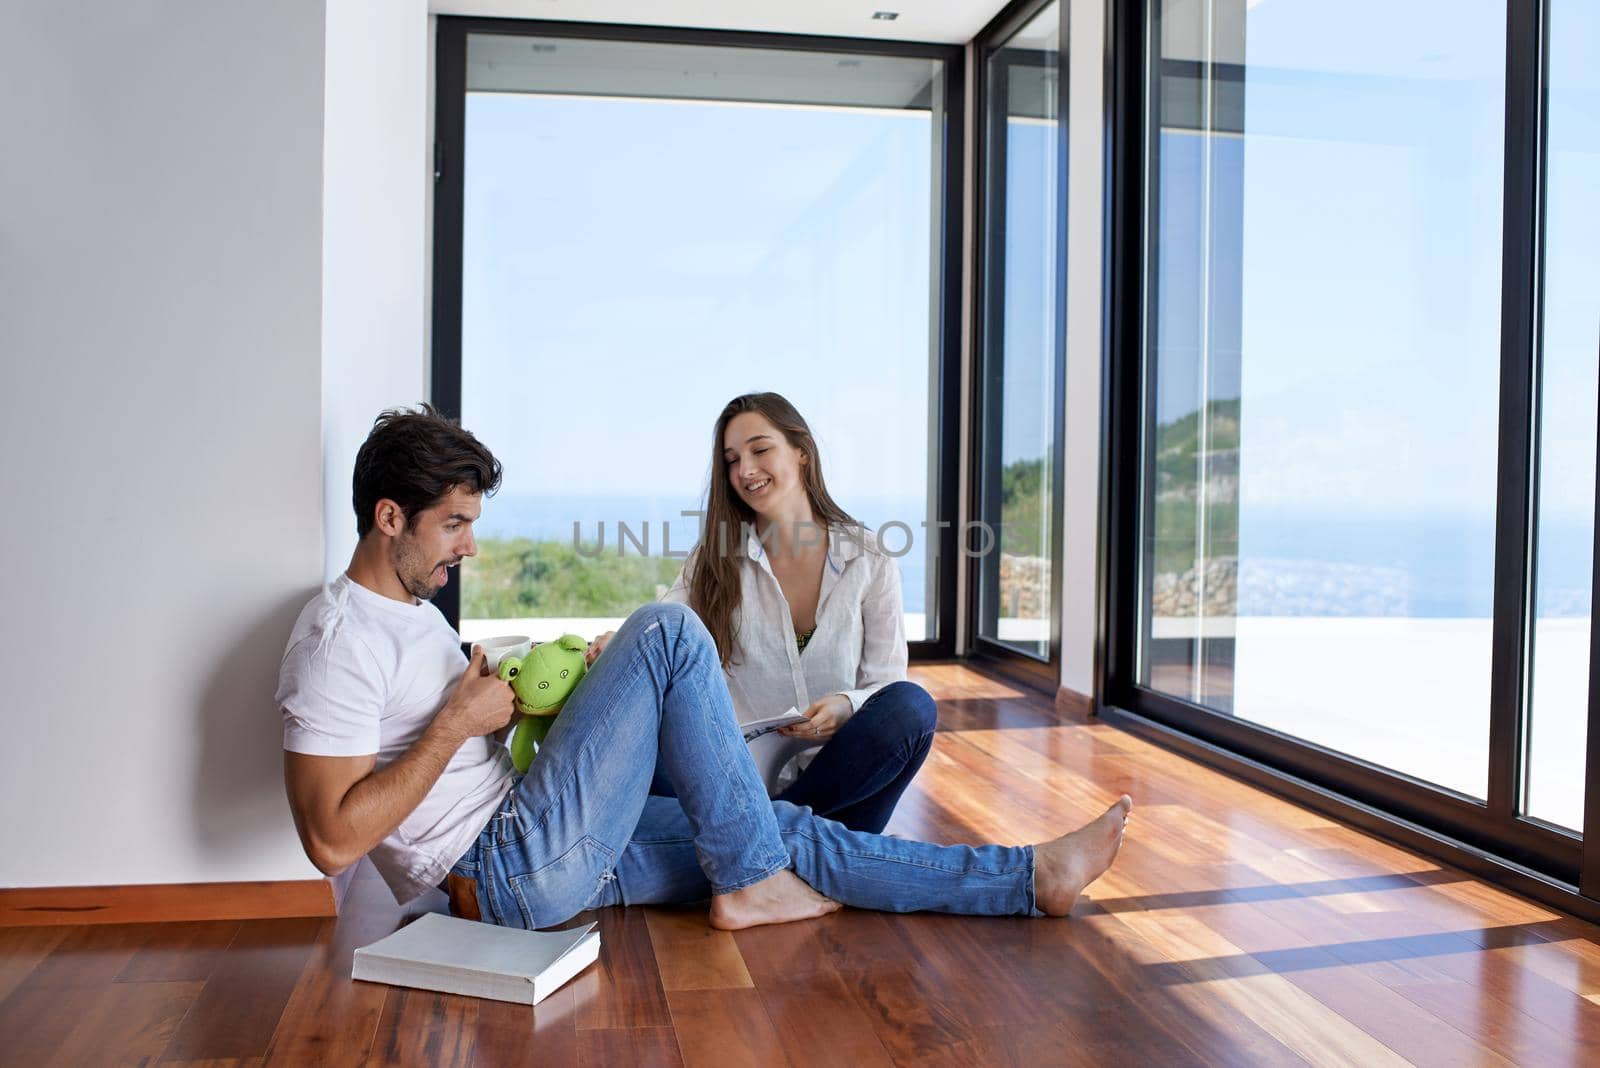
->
xmin=191 ymin=587 xmax=319 ymax=862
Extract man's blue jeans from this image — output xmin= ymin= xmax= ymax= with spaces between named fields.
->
xmin=450 ymin=602 xmax=1037 ymax=929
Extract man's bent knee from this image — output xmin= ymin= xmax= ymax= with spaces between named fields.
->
xmin=626 ymin=601 xmax=711 ymax=649
xmin=627 ymin=600 xmax=694 ymax=630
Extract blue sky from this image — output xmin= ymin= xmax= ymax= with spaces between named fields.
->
xmin=461 ymin=93 xmax=937 ymax=512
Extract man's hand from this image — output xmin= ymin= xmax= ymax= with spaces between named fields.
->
xmin=586 ymin=630 xmax=616 ymax=667
xmin=778 ymin=693 xmax=851 ymax=742
xmin=436 ymin=646 xmax=516 ymax=741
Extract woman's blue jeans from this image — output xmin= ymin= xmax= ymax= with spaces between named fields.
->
xmin=449 ymin=602 xmax=1037 ymax=929
xmin=775 ymin=681 xmax=937 ymax=834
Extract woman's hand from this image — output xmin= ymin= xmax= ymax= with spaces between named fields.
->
xmin=779 ymin=693 xmax=851 ymax=742
xmin=586 ymin=631 xmax=616 ymax=667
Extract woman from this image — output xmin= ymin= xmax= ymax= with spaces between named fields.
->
xmin=661 ymin=392 xmax=938 ymax=834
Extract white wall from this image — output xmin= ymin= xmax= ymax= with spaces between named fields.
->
xmin=0 ymin=2 xmax=328 ymax=886
xmin=322 ymin=0 xmax=431 ymax=582
xmin=1060 ymin=0 xmax=1107 ymax=698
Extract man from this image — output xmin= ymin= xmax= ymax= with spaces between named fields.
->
xmin=279 ymin=405 xmax=1131 ymax=930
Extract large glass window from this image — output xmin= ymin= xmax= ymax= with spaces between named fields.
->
xmin=1140 ymin=0 xmax=1506 ymax=797
xmin=977 ymin=1 xmax=1062 ymax=662
xmin=449 ymin=32 xmax=955 ymax=646
xmin=1523 ymin=0 xmax=1600 ymax=831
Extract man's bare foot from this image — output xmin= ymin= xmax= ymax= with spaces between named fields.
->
xmin=709 ymin=869 xmax=841 ymax=930
xmin=1033 ymin=795 xmax=1133 ymax=916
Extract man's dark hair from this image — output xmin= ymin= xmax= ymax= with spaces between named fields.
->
xmin=352 ymin=404 xmax=502 ymax=538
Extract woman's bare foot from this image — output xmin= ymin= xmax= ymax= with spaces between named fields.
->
xmin=1033 ymin=795 xmax=1133 ymax=916
xmin=709 ymin=869 xmax=841 ymax=930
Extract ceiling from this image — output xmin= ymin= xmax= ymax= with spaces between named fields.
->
xmin=427 ymin=1 xmax=1015 ymax=46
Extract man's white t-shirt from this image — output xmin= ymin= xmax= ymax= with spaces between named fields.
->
xmin=275 ymin=573 xmax=513 ymax=903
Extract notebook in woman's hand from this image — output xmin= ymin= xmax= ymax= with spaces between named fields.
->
xmin=741 ymin=708 xmax=816 ymax=794
xmin=740 ymin=708 xmax=809 ymax=742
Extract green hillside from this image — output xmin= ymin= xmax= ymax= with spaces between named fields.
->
xmin=464 ymin=537 xmax=682 ymax=619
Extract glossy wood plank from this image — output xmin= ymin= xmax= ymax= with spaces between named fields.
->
xmin=1401 ymin=938 xmax=1600 ymax=1060
xmin=363 ymin=988 xmax=477 ymax=1067
xmin=968 ymin=1016 xmax=1204 ymax=1068
xmin=1266 ymin=841 xmax=1600 ymax=1050
xmin=0 ymin=977 xmax=201 ymax=1067
xmin=160 ymin=918 xmax=322 ymax=1062
xmin=643 ymin=907 xmax=753 ymax=991
xmin=457 ymin=975 xmax=584 ymax=1068
xmin=753 ymin=983 xmax=893 ymax=1068
xmin=1103 ymin=893 xmax=1411 ymax=1066
xmin=1094 ymin=844 xmax=1459 ymax=1061
xmin=116 ymin=920 xmax=241 ymax=983
xmin=1387 ymin=977 xmax=1585 ymax=1067
xmin=574 ymin=906 xmax=672 ymax=1030
xmin=0 ymin=986 xmax=116 ymax=1063
xmin=732 ymin=921 xmax=891 ymax=1067
xmin=909 ymin=663 xmax=1030 ymax=702
xmin=929 ymin=696 xmax=1063 ymax=733
xmin=897 ymin=914 xmax=1211 ymax=1066
xmin=5 ymin=922 xmax=152 ymax=988
xmin=0 ymin=925 xmax=66 ymax=1002
xmin=808 ymin=909 xmax=981 ymax=1062
xmin=892 ymin=914 xmax=1084 ymax=1028
xmin=664 ymin=987 xmax=788 ymax=1067
xmin=45 ymin=978 xmax=203 ymax=1068
xmin=577 ymin=1025 xmax=683 ymax=1067
xmin=1062 ymin=900 xmax=1307 ymax=1067
xmin=1189 ymin=877 xmax=1516 ymax=1066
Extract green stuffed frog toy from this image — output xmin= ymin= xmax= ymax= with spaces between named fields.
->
xmin=498 ymin=634 xmax=589 ymax=773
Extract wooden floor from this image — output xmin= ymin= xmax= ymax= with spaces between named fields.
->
xmin=6 ymin=663 xmax=1600 ymax=1066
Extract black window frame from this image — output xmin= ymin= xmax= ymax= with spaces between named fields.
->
xmin=969 ymin=0 xmax=1070 ymax=695
xmin=429 ymin=16 xmax=965 ymax=661
xmin=1098 ymin=0 xmax=1600 ymax=919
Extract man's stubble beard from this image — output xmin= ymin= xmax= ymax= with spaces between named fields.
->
xmin=395 ymin=531 xmax=446 ymax=601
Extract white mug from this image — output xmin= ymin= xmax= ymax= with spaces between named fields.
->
xmin=477 ymin=634 xmax=532 ymax=671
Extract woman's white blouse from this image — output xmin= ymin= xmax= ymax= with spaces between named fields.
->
xmin=660 ymin=524 xmax=908 ymax=729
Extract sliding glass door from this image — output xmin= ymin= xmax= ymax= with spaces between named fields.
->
xmin=431 ymin=22 xmax=962 ymax=656
xmin=1523 ymin=0 xmax=1599 ymax=833
xmin=1108 ymin=0 xmax=1598 ymax=886
xmin=974 ymin=0 xmax=1065 ymax=682
xmin=1142 ymin=0 xmax=1507 ymax=794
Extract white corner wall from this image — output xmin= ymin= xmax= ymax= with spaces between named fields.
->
xmin=0 ymin=2 xmax=328 ymax=885
xmin=0 ymin=0 xmax=435 ymax=890
xmin=322 ymin=0 xmax=431 ymax=581
xmin=1061 ymin=0 xmax=1107 ymax=698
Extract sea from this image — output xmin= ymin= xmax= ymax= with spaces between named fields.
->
xmin=474 ymin=495 xmax=1595 ymax=618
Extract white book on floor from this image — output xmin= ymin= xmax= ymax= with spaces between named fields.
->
xmin=352 ymin=912 xmax=600 ymax=1006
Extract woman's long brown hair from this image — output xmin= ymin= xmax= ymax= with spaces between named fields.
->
xmin=690 ymin=393 xmax=857 ymax=665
